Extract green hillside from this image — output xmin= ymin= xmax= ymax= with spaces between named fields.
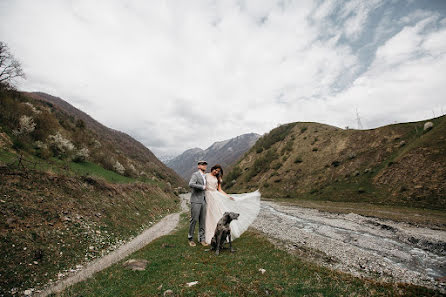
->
xmin=225 ymin=116 xmax=446 ymax=210
xmin=0 ymin=88 xmax=186 ymax=295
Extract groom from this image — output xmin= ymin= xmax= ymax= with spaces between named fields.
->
xmin=188 ymin=160 xmax=209 ymax=247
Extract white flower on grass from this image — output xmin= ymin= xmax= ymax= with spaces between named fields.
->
xmin=113 ymin=161 xmax=125 ymax=175
xmin=13 ymin=115 xmax=36 ymax=136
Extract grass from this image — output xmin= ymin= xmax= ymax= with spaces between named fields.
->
xmin=0 ymin=149 xmax=155 ymax=184
xmin=58 ymin=214 xmax=440 ymax=297
xmin=0 ymin=167 xmax=179 ymax=295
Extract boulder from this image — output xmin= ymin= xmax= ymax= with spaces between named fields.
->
xmin=123 ymin=259 xmax=149 ymax=271
xmin=424 ymin=122 xmax=434 ymax=131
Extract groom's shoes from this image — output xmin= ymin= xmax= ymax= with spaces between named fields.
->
xmin=188 ymin=240 xmax=196 ymax=247
xmin=200 ymin=241 xmax=209 ymax=247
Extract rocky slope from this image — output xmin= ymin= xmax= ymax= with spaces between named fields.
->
xmin=224 ymin=116 xmax=446 ymax=210
xmin=166 ymin=133 xmax=260 ymax=180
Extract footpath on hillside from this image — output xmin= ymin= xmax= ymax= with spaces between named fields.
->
xmin=37 ymin=196 xmax=188 ymax=297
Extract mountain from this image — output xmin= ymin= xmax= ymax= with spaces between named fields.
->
xmin=26 ymin=92 xmax=184 ymax=187
xmin=166 ymin=133 xmax=261 ymax=180
xmin=0 ymin=88 xmax=185 ymax=294
xmin=224 ymin=116 xmax=446 ymax=210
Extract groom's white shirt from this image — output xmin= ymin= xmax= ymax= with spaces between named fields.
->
xmin=199 ymin=170 xmax=206 ymax=189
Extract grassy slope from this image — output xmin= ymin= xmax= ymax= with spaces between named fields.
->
xmin=0 ymin=88 xmax=186 ymax=295
xmin=0 ymin=162 xmax=180 ymax=295
xmin=58 ymin=215 xmax=440 ymax=297
xmin=225 ymin=116 xmax=446 ymax=211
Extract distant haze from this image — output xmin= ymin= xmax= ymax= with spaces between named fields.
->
xmin=1 ymin=0 xmax=445 ymax=156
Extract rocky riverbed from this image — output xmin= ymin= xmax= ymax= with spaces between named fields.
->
xmin=252 ymin=201 xmax=446 ymax=293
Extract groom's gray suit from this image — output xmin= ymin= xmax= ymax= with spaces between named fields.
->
xmin=188 ymin=170 xmax=206 ymax=242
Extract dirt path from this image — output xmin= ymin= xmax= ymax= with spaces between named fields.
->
xmin=37 ymin=196 xmax=188 ymax=297
xmin=253 ymin=201 xmax=446 ymax=293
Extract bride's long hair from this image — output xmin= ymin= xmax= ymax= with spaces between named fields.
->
xmin=210 ymin=164 xmax=224 ymax=187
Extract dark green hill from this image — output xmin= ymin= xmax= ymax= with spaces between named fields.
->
xmin=225 ymin=116 xmax=446 ymax=210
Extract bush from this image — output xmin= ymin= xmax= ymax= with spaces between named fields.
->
xmin=255 ymin=123 xmax=296 ymax=151
xmin=272 ymin=161 xmax=281 ymax=170
xmin=294 ymin=156 xmax=303 ymax=163
xmin=48 ymin=132 xmax=75 ymax=158
xmin=281 ymin=139 xmax=294 ymax=154
xmin=256 ymin=147 xmax=264 ymax=154
xmin=225 ymin=166 xmax=242 ymax=183
xmin=12 ymin=115 xmax=36 ymax=136
xmin=113 ymin=160 xmax=125 ymax=175
xmin=73 ymin=148 xmax=89 ymax=163
xmin=300 ymin=127 xmax=307 ymax=133
xmin=245 ymin=149 xmax=278 ymax=181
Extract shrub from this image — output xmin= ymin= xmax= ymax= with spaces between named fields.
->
xmin=256 ymin=147 xmax=264 ymax=154
xmin=312 ymin=147 xmax=318 ymax=152
xmin=32 ymin=110 xmax=59 ymax=141
xmin=73 ymin=147 xmax=89 ymax=163
xmin=48 ymin=132 xmax=75 ymax=158
xmin=255 ymin=123 xmax=296 ymax=151
xmin=12 ymin=115 xmax=36 ymax=136
xmin=281 ymin=139 xmax=294 ymax=154
xmin=272 ymin=161 xmax=281 ymax=170
xmin=113 ymin=161 xmax=125 ymax=175
xmin=245 ymin=149 xmax=278 ymax=181
xmin=225 ymin=166 xmax=242 ymax=182
xmin=294 ymin=156 xmax=303 ymax=163
xmin=300 ymin=127 xmax=307 ymax=133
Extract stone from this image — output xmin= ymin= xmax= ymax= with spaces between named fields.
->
xmin=24 ymin=289 xmax=32 ymax=296
xmin=186 ymin=281 xmax=198 ymax=287
xmin=424 ymin=121 xmax=434 ymax=131
xmin=122 ymin=259 xmax=149 ymax=271
xmin=259 ymin=268 xmax=266 ymax=274
xmin=163 ymin=290 xmax=174 ymax=296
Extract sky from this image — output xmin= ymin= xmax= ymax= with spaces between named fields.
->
xmin=1 ymin=0 xmax=446 ymax=157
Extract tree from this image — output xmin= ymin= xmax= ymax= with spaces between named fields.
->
xmin=0 ymin=41 xmax=25 ymax=89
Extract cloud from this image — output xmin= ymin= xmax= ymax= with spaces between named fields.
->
xmin=1 ymin=0 xmax=445 ymax=156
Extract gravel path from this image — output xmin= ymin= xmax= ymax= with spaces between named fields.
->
xmin=252 ymin=201 xmax=446 ymax=292
xmin=37 ymin=197 xmax=188 ymax=297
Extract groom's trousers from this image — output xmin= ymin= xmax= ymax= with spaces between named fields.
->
xmin=188 ymin=202 xmax=206 ymax=242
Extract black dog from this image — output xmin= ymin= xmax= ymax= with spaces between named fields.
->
xmin=211 ymin=212 xmax=239 ymax=255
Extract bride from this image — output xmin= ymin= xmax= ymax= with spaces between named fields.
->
xmin=204 ymin=164 xmax=261 ymax=244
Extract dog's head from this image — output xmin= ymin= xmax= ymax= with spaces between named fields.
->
xmin=223 ymin=212 xmax=239 ymax=224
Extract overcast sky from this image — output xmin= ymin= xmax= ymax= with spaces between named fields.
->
xmin=1 ymin=0 xmax=446 ymax=156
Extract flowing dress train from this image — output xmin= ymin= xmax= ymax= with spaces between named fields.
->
xmin=204 ymin=173 xmax=261 ymax=244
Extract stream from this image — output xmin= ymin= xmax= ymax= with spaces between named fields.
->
xmin=252 ymin=201 xmax=446 ymax=291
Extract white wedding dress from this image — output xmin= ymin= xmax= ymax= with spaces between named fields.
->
xmin=204 ymin=173 xmax=261 ymax=244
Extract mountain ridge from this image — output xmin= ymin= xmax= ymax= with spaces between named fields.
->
xmin=166 ymin=133 xmax=260 ymax=180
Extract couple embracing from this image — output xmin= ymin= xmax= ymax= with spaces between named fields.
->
xmin=188 ymin=160 xmax=261 ymax=247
